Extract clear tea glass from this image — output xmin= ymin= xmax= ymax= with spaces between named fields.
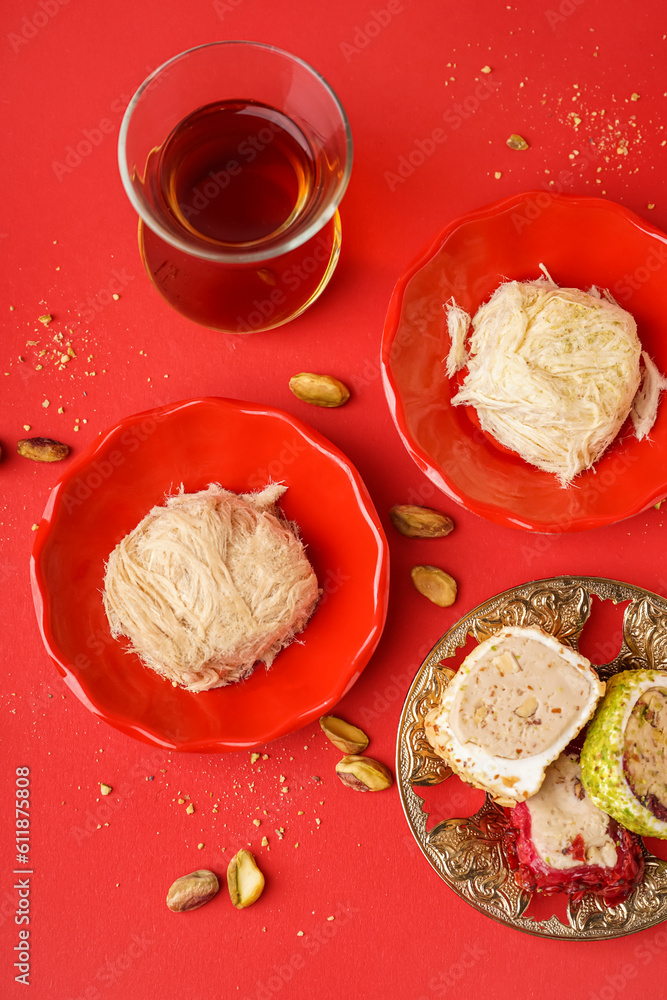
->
xmin=118 ymin=41 xmax=353 ymax=333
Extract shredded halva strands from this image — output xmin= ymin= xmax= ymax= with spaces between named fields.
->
xmin=446 ymin=278 xmax=662 ymax=484
xmin=103 ymin=483 xmax=319 ymax=692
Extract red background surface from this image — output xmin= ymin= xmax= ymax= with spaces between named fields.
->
xmin=2 ymin=1 xmax=667 ymax=997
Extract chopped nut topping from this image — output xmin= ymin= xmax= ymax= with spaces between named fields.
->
xmin=492 ymin=651 xmax=520 ymax=676
xmin=514 ymin=695 xmax=538 ymax=719
xmin=473 ymin=704 xmax=488 ymax=724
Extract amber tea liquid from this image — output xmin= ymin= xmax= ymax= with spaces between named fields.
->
xmin=140 ymin=100 xmax=341 ymax=332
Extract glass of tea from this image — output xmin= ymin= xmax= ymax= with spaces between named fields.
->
xmin=118 ymin=41 xmax=353 ymax=333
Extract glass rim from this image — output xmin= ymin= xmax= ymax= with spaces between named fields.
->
xmin=117 ymin=40 xmax=354 ymax=263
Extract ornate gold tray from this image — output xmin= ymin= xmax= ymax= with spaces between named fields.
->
xmin=396 ymin=576 xmax=667 ymax=940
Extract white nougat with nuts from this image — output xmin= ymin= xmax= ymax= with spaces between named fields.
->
xmin=424 ymin=626 xmax=605 ymax=805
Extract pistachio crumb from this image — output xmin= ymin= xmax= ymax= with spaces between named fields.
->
xmin=506 ymin=133 xmax=529 ymax=150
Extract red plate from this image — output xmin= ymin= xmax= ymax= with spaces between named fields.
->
xmin=382 ymin=191 xmax=667 ymax=532
xmin=30 ymin=397 xmax=389 ymax=751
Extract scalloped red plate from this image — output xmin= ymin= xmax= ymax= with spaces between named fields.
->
xmin=382 ymin=191 xmax=667 ymax=532
xmin=31 ymin=397 xmax=389 ymax=751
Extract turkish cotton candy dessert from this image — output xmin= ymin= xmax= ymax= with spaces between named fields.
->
xmin=446 ymin=277 xmax=665 ymax=485
xmin=103 ymin=483 xmax=319 ymax=692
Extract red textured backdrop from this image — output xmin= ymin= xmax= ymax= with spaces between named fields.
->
xmin=2 ymin=1 xmax=667 ymax=997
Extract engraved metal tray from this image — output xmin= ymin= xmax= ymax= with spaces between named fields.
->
xmin=396 ymin=576 xmax=667 ymax=940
